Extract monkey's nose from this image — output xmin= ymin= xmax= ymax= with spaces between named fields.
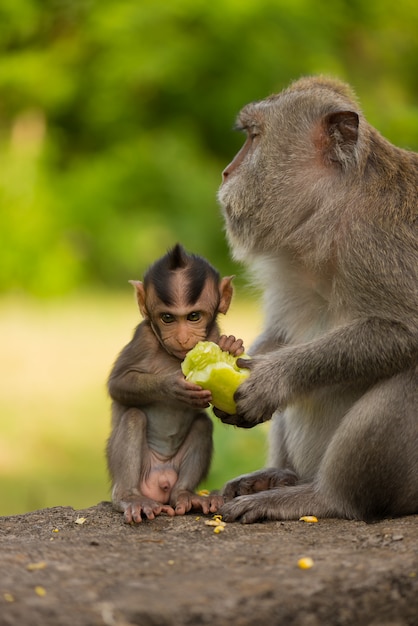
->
xmin=222 ymin=168 xmax=229 ymax=182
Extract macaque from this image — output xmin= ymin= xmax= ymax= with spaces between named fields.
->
xmin=107 ymin=244 xmax=244 ymax=523
xmin=216 ymin=76 xmax=418 ymax=523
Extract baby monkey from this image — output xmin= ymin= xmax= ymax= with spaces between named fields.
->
xmin=107 ymin=244 xmax=244 ymax=523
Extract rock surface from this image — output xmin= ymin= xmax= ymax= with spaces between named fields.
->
xmin=0 ymin=502 xmax=417 ymax=625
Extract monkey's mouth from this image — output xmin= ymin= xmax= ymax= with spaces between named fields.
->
xmin=174 ymin=349 xmax=190 ymax=360
xmin=217 ymin=187 xmax=231 ymax=213
xmin=222 ymin=203 xmax=233 ymax=218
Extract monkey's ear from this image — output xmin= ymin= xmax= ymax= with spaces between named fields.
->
xmin=218 ymin=276 xmax=234 ymax=315
xmin=129 ymin=280 xmax=148 ymax=318
xmin=321 ymin=111 xmax=359 ymax=166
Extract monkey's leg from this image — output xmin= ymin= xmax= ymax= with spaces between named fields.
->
xmin=221 ymin=412 xmax=297 ymax=500
xmin=221 ymin=369 xmax=418 ymax=523
xmin=170 ymin=413 xmax=223 ymax=514
xmin=221 ymin=468 xmax=298 ymax=500
xmin=318 ymin=367 xmax=418 ymax=520
xmin=107 ymin=407 xmax=175 ymax=523
xmin=220 ymin=483 xmax=334 ymax=523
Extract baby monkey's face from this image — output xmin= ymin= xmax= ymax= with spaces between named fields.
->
xmin=146 ymin=275 xmax=220 ymax=360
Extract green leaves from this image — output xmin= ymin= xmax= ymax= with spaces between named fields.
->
xmin=0 ymin=0 xmax=417 ymax=294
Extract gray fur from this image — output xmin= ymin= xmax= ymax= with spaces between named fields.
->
xmin=217 ymin=76 xmax=418 ymax=523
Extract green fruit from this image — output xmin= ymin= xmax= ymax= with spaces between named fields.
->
xmin=181 ymin=341 xmax=250 ymax=414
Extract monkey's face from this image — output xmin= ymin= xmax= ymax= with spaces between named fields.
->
xmin=146 ymin=280 xmax=220 ymax=360
xmin=218 ymin=80 xmax=362 ymax=261
xmin=217 ymin=101 xmax=275 ymax=259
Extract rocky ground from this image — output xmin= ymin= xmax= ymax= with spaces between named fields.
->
xmin=0 ymin=502 xmax=417 ymax=625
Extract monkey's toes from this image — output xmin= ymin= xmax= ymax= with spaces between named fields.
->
xmin=220 ymin=495 xmax=255 ymax=523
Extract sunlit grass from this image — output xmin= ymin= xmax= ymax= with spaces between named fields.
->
xmin=0 ymin=292 xmax=267 ymax=516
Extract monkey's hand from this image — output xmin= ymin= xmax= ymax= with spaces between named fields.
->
xmin=162 ymin=372 xmax=213 ymax=409
xmin=221 ymin=468 xmax=298 ymax=501
xmin=212 ymin=406 xmax=260 ymax=428
xmin=173 ymin=490 xmax=224 ymax=515
xmin=233 ymin=354 xmax=291 ymax=425
xmin=218 ymin=334 xmax=245 ymax=357
xmin=212 ymin=357 xmax=272 ymax=427
xmin=120 ymin=496 xmax=176 ymax=524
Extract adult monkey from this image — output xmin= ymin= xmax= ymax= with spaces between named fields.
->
xmin=216 ymin=76 xmax=418 ymax=523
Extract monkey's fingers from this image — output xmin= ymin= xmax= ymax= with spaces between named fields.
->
xmin=187 ymin=392 xmax=212 ymax=409
xmin=174 ymin=381 xmax=212 ymax=407
xmin=212 ymin=406 xmax=259 ymax=428
xmin=173 ymin=492 xmax=194 ymax=515
xmin=158 ymin=504 xmax=176 ymax=518
xmin=234 ymin=378 xmax=278 ymax=426
xmin=208 ymin=494 xmax=225 ymax=513
xmin=187 ymin=494 xmax=224 ymax=515
xmin=174 ymin=492 xmax=223 ymax=515
xmin=218 ymin=334 xmax=245 ymax=356
xmin=123 ymin=503 xmax=145 ymax=524
xmin=220 ymin=492 xmax=271 ymax=524
xmin=139 ymin=503 xmax=176 ymax=521
xmin=123 ymin=500 xmax=175 ymax=524
xmin=236 ymin=357 xmax=253 ymax=370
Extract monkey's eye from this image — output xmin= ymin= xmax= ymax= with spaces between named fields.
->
xmin=246 ymin=124 xmax=259 ymax=140
xmin=187 ymin=312 xmax=201 ymax=322
xmin=160 ymin=313 xmax=175 ymax=324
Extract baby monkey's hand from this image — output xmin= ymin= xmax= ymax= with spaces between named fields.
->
xmin=218 ymin=334 xmax=245 ymax=357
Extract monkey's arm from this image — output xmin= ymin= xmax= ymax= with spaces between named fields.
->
xmin=109 ymin=369 xmax=212 ymax=409
xmin=248 ymin=329 xmax=287 ymax=356
xmin=233 ymin=316 xmax=418 ymax=426
xmin=108 ymin=324 xmax=212 ymax=409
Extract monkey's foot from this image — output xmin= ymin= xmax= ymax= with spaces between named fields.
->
xmin=173 ymin=491 xmax=224 ymax=515
xmin=219 ymin=492 xmax=274 ymax=523
xmin=221 ymin=468 xmax=298 ymax=500
xmin=118 ymin=498 xmax=176 ymax=524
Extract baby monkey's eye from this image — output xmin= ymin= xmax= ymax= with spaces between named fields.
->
xmin=187 ymin=312 xmax=201 ymax=322
xmin=160 ymin=313 xmax=175 ymax=324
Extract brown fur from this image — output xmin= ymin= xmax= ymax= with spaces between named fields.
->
xmin=106 ymin=245 xmax=243 ymax=523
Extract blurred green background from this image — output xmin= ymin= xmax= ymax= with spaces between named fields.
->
xmin=1 ymin=0 xmax=417 ymax=516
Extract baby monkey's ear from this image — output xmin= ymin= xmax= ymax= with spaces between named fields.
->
xmin=218 ymin=276 xmax=234 ymax=315
xmin=129 ymin=280 xmax=148 ymax=319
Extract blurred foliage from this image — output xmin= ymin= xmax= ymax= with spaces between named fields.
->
xmin=0 ymin=0 xmax=417 ymax=295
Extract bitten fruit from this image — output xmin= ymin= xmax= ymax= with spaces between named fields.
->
xmin=181 ymin=341 xmax=250 ymax=414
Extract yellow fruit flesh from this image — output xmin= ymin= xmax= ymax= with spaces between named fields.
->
xmin=181 ymin=341 xmax=250 ymax=414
